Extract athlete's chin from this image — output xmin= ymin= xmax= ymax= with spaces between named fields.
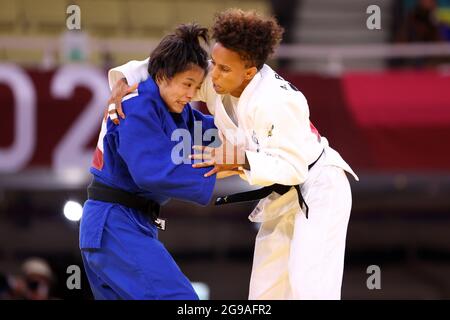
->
xmin=213 ymin=83 xmax=226 ymax=94
xmin=168 ymin=103 xmax=185 ymax=113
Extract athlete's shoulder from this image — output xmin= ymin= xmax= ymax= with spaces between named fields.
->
xmin=125 ymin=77 xmax=159 ymax=103
xmin=256 ymin=66 xmax=306 ymax=104
xmin=121 ymin=80 xmax=164 ymax=117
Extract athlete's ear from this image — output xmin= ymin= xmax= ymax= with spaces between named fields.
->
xmin=155 ymin=74 xmax=166 ymax=87
xmin=245 ymin=66 xmax=258 ymax=80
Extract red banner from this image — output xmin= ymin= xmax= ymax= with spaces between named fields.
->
xmin=0 ymin=64 xmax=108 ymax=173
xmin=1 ymin=65 xmax=449 ymax=175
xmin=281 ymin=70 xmax=450 ymax=171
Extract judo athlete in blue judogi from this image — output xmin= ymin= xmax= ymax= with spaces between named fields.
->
xmin=79 ymin=24 xmax=216 ymax=300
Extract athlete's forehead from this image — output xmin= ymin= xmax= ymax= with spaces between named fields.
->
xmin=170 ymin=66 xmax=205 ymax=85
xmin=211 ymin=42 xmax=246 ymax=69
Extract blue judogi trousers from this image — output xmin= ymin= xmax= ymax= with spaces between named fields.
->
xmin=80 ymin=200 xmax=198 ymax=300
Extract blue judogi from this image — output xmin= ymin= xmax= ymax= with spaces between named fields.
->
xmin=80 ymin=77 xmax=216 ymax=300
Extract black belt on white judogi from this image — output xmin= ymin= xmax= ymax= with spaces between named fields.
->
xmin=214 ymin=150 xmax=324 ymax=219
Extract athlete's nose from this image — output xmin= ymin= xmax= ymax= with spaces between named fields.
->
xmin=186 ymin=87 xmax=196 ymax=100
xmin=211 ymin=65 xmax=220 ymax=82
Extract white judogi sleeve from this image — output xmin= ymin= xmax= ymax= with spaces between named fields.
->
xmin=108 ymin=58 xmax=150 ymax=90
xmin=242 ymin=92 xmax=322 ymax=187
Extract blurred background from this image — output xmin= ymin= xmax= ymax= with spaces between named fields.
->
xmin=1 ymin=0 xmax=450 ymax=300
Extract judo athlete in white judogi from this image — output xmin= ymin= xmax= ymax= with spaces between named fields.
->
xmin=107 ymin=9 xmax=359 ymax=300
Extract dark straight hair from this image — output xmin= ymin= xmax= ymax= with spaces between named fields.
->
xmin=148 ymin=23 xmax=210 ymax=82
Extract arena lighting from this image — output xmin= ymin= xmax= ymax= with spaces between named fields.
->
xmin=63 ymin=200 xmax=83 ymax=221
xmin=191 ymin=282 xmax=210 ymax=300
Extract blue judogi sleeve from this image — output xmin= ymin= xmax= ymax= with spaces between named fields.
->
xmin=191 ymin=109 xmax=220 ymax=145
xmin=192 ymin=108 xmax=215 ymax=132
xmin=116 ymin=97 xmax=216 ymax=206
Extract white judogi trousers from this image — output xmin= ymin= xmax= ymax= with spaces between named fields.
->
xmin=248 ymin=150 xmax=353 ymax=300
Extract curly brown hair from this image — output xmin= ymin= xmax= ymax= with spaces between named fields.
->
xmin=211 ymin=9 xmax=284 ymax=70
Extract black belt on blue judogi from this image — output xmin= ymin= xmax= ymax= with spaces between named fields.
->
xmin=87 ymin=179 xmax=165 ymax=230
xmin=214 ymin=150 xmax=324 ymax=219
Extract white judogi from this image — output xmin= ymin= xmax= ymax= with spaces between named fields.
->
xmin=109 ymin=59 xmax=359 ymax=300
